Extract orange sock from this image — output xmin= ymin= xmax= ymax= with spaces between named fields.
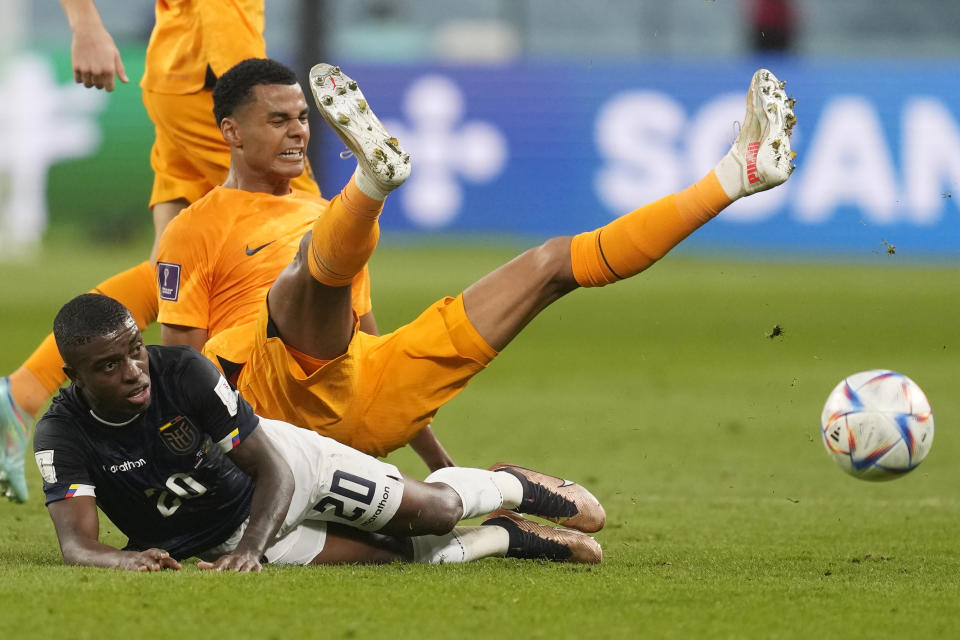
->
xmin=308 ymin=175 xmax=383 ymax=287
xmin=13 ymin=261 xmax=158 ymax=417
xmin=570 ymin=170 xmax=732 ymax=287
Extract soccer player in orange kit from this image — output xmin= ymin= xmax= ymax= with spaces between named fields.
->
xmin=155 ymin=59 xmax=797 ymax=466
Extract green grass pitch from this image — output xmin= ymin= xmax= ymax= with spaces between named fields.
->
xmin=1 ymin=238 xmax=958 ymax=639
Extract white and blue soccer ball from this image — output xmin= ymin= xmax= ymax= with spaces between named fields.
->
xmin=820 ymin=370 xmax=934 ymax=481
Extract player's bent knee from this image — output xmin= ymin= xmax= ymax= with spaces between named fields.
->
xmin=387 ymin=480 xmax=464 ymax=536
xmin=423 ymin=483 xmax=464 ymax=534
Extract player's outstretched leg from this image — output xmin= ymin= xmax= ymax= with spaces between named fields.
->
xmin=482 ymin=510 xmax=602 ymax=563
xmin=460 ymin=68 xmax=797 ymax=352
xmin=0 ymin=377 xmax=32 ymax=502
xmin=488 ymin=463 xmax=606 ymax=532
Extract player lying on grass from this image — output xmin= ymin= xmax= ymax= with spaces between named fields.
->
xmin=35 ymin=293 xmax=604 ymax=571
xmin=154 ymin=60 xmax=796 ymax=461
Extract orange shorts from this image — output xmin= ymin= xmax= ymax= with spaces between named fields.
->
xmin=205 ymin=295 xmax=497 ymax=457
xmin=142 ymin=88 xmax=320 ymax=208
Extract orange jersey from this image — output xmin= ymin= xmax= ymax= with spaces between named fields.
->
xmin=141 ymin=0 xmax=266 ymax=95
xmin=156 ymin=186 xmax=371 ymax=337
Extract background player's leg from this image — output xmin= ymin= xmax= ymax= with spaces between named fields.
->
xmin=148 ymin=199 xmax=189 ymax=264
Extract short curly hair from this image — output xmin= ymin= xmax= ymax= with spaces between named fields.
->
xmin=212 ymin=58 xmax=300 ymax=126
xmin=53 ymin=294 xmax=134 ymax=362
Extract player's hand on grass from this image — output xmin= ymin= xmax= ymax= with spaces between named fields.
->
xmin=124 ymin=549 xmax=181 ymax=572
xmin=70 ymin=24 xmax=128 ymax=91
xmin=197 ymin=549 xmax=263 ymax=573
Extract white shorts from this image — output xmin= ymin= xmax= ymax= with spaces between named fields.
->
xmin=201 ymin=417 xmax=406 ymax=565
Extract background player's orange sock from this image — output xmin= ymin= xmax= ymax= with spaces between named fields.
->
xmin=308 ymin=175 xmax=383 ymax=287
xmin=11 ymin=261 xmax=158 ymax=418
xmin=570 ymin=170 xmax=732 ymax=287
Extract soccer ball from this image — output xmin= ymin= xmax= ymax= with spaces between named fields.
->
xmin=820 ymin=370 xmax=934 ymax=481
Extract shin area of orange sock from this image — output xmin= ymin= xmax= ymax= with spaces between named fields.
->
xmin=570 ymin=171 xmax=732 ymax=287
xmin=14 ymin=261 xmax=158 ymax=416
xmin=308 ymin=175 xmax=384 ymax=287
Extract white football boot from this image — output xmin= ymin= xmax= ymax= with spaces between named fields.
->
xmin=714 ymin=68 xmax=797 ymax=200
xmin=308 ymin=63 xmax=411 ymax=196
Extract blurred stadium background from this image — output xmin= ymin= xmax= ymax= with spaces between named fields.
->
xmin=1 ymin=0 xmax=958 ymax=257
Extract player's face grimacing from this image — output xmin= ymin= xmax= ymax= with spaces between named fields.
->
xmin=64 ymin=318 xmax=151 ymax=421
xmin=233 ymin=83 xmax=310 ymax=181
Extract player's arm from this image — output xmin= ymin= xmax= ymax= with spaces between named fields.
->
xmin=197 ymin=424 xmax=294 ymax=572
xmin=409 ymin=425 xmax=456 ymax=471
xmin=47 ymin=496 xmax=181 ymax=571
xmin=58 ymin=0 xmax=128 ymax=91
xmin=161 ymin=324 xmax=208 ymax=351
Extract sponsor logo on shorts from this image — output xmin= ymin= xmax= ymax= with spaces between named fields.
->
xmin=157 ymin=262 xmax=181 ymax=301
xmin=359 ymin=485 xmax=392 ymax=528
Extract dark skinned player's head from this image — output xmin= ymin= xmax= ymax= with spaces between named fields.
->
xmin=54 ymin=294 xmax=151 ymax=421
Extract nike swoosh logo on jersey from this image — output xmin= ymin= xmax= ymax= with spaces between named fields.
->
xmin=245 ymin=241 xmax=275 ymax=256
xmin=559 ymin=479 xmax=576 ymax=488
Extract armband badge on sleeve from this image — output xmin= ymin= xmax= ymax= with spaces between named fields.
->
xmin=157 ymin=262 xmax=181 ymax=301
xmin=214 ymin=376 xmax=238 ymax=417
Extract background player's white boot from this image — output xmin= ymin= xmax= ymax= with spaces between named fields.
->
xmin=714 ymin=68 xmax=797 ymax=200
xmin=309 ymin=63 xmax=411 ymax=198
